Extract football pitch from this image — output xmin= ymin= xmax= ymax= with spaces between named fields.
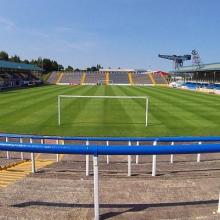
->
xmin=0 ymin=85 xmax=220 ymax=137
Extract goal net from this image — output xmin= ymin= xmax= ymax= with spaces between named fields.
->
xmin=58 ymin=95 xmax=149 ymax=127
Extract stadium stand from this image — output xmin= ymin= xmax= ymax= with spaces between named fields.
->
xmin=47 ymin=71 xmax=60 ymax=84
xmin=19 ymin=72 xmax=28 ymax=80
xmin=30 ymin=72 xmax=40 ymax=81
xmin=183 ymin=82 xmax=220 ymax=90
xmin=47 ymin=70 xmax=169 ymax=86
xmin=56 ymin=72 xmax=64 ymax=84
xmin=59 ymin=72 xmax=84 ymax=85
xmin=171 ymin=63 xmax=220 ymax=86
xmin=0 ymin=60 xmax=42 ymax=90
xmin=84 ymin=72 xmax=106 ymax=84
xmin=152 ymin=72 xmax=168 ymax=84
xmin=0 ymin=72 xmax=41 ymax=89
xmin=0 ymin=76 xmax=5 ymax=88
xmin=190 ymin=72 xmax=220 ymax=83
xmin=128 ymin=72 xmax=133 ymax=84
xmin=132 ymin=73 xmax=153 ymax=85
xmin=109 ymin=72 xmax=129 ymax=84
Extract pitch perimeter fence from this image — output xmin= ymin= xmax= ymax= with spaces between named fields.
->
xmin=1 ymin=133 xmax=220 ymax=219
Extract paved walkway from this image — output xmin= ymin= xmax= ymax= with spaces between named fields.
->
xmin=0 ymin=153 xmax=220 ymax=219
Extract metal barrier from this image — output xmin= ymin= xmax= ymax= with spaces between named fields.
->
xmin=2 ymin=133 xmax=220 ymax=175
xmin=1 ymin=136 xmax=220 ymax=220
xmin=2 ymin=132 xmax=220 ymax=142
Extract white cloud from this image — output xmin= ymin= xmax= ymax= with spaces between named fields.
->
xmin=27 ymin=29 xmax=50 ymax=39
xmin=54 ymin=26 xmax=73 ymax=33
xmin=0 ymin=16 xmax=100 ymax=67
xmin=0 ymin=17 xmax=15 ymax=31
xmin=66 ymin=40 xmax=96 ymax=51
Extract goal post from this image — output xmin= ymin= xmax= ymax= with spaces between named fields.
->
xmin=58 ymin=95 xmax=149 ymax=127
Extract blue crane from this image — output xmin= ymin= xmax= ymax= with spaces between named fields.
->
xmin=158 ymin=54 xmax=191 ymax=69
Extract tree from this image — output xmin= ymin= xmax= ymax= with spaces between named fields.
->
xmin=0 ymin=50 xmax=72 ymax=73
xmin=36 ymin=57 xmax=43 ymax=69
xmin=51 ymin=60 xmax=59 ymax=71
xmin=23 ymin=59 xmax=30 ymax=64
xmin=74 ymin=68 xmax=80 ymax=72
xmin=90 ymin=66 xmax=98 ymax=72
xmin=10 ymin=55 xmax=21 ymax=63
xmin=58 ymin=64 xmax=64 ymax=71
xmin=0 ymin=51 xmax=9 ymax=60
xmin=96 ymin=64 xmax=102 ymax=70
xmin=65 ymin=65 xmax=74 ymax=71
xmin=42 ymin=58 xmax=53 ymax=72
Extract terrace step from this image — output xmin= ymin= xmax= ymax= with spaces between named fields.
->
xmin=0 ymin=159 xmax=54 ymax=188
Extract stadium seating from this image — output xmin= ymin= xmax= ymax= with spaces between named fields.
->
xmin=13 ymin=73 xmax=22 ymax=80
xmin=60 ymin=72 xmax=83 ymax=85
xmin=184 ymin=82 xmax=220 ymax=90
xmin=46 ymin=71 xmax=169 ymax=86
xmin=0 ymin=75 xmax=4 ymax=88
xmin=84 ymin=72 xmax=106 ymax=84
xmin=47 ymin=71 xmax=60 ymax=84
xmin=19 ymin=73 xmax=28 ymax=80
xmin=0 ymin=71 xmax=42 ymax=90
xmin=152 ymin=72 xmax=167 ymax=84
xmin=132 ymin=73 xmax=153 ymax=85
xmin=109 ymin=72 xmax=129 ymax=84
xmin=0 ymin=73 xmax=14 ymax=88
xmin=30 ymin=73 xmax=39 ymax=81
xmin=0 ymin=60 xmax=42 ymax=90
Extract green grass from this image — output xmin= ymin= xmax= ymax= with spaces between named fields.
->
xmin=0 ymin=85 xmax=220 ymax=137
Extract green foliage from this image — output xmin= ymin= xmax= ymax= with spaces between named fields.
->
xmin=91 ymin=66 xmax=98 ymax=71
xmin=87 ymin=64 xmax=102 ymax=72
xmin=51 ymin=60 xmax=58 ymax=70
xmin=96 ymin=64 xmax=102 ymax=70
xmin=65 ymin=66 xmax=74 ymax=71
xmin=29 ymin=58 xmax=61 ymax=73
xmin=0 ymin=51 xmax=9 ymax=60
xmin=0 ymin=51 xmax=66 ymax=73
xmin=10 ymin=55 xmax=21 ymax=62
xmin=58 ymin=64 xmax=64 ymax=71
xmin=42 ymin=58 xmax=52 ymax=72
xmin=23 ymin=59 xmax=30 ymax=64
xmin=0 ymin=50 xmax=104 ymax=73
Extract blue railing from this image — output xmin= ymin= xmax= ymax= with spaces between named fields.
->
xmin=1 ymin=132 xmax=220 ymax=143
xmin=1 ymin=142 xmax=220 ymax=155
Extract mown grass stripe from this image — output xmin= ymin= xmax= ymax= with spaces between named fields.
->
xmin=0 ymin=85 xmax=220 ymax=137
xmin=128 ymin=86 xmax=198 ymax=126
xmin=136 ymin=86 xmax=220 ymax=126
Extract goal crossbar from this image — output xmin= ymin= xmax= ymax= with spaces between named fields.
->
xmin=58 ymin=95 xmax=149 ymax=126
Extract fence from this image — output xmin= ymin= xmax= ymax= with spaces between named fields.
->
xmin=1 ymin=133 xmax=220 ymax=219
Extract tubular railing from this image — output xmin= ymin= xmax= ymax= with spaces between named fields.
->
xmin=2 ymin=132 xmax=220 ymax=142
xmin=1 ymin=133 xmax=220 ymax=174
xmin=1 ymin=133 xmax=220 ymax=220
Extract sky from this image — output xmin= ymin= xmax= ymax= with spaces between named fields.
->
xmin=0 ymin=0 xmax=220 ymax=71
